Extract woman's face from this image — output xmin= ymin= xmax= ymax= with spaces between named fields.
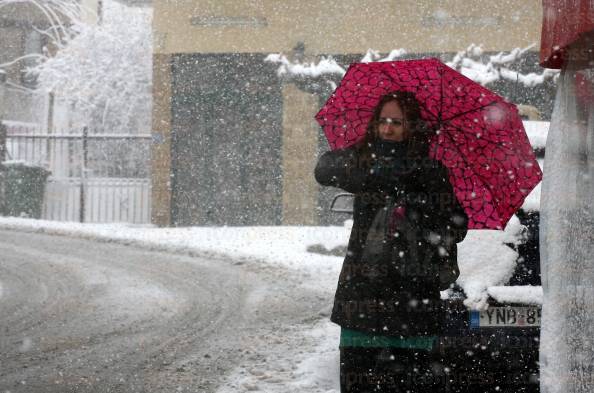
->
xmin=377 ymin=100 xmax=407 ymax=142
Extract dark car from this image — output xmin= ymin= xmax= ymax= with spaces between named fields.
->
xmin=327 ymin=120 xmax=547 ymax=392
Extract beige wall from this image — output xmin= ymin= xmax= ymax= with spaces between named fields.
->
xmin=281 ymin=84 xmax=319 ymax=225
xmin=151 ymin=54 xmax=173 ymax=226
xmin=154 ymin=0 xmax=542 ymax=55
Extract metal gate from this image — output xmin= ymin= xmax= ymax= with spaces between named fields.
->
xmin=170 ymin=53 xmax=283 ymax=226
xmin=3 ymin=123 xmax=151 ymax=223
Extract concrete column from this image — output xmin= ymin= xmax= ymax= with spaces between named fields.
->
xmin=151 ymin=54 xmax=172 ymax=227
xmin=281 ymin=84 xmax=320 ymax=225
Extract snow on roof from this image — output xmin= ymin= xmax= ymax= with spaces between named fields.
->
xmin=487 ymin=285 xmax=543 ymax=305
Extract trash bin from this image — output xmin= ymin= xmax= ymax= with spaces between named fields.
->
xmin=1 ymin=162 xmax=51 ymax=219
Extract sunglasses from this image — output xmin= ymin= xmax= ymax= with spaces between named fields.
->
xmin=377 ymin=117 xmax=405 ymax=127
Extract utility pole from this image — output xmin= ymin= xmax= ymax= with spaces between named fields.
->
xmin=0 ymin=121 xmax=5 ymax=162
xmin=0 ymin=71 xmax=6 ymax=121
xmin=79 ymin=126 xmax=88 ymax=222
xmin=0 ymin=121 xmax=6 ymax=215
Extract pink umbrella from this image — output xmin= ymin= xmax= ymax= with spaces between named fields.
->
xmin=315 ymin=58 xmax=542 ymax=230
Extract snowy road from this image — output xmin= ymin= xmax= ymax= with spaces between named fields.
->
xmin=0 ymin=229 xmax=329 ymax=392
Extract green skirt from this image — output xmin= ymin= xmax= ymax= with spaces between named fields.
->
xmin=340 ymin=327 xmax=437 ymax=351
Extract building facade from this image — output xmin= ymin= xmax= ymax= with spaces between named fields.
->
xmin=151 ymin=0 xmax=548 ymax=227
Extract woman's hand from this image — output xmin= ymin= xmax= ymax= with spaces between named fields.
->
xmin=314 ymin=147 xmax=372 ymax=194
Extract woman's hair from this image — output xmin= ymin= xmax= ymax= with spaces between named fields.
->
xmin=360 ymin=91 xmax=435 ymax=159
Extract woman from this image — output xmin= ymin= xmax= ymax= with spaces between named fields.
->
xmin=315 ymin=91 xmax=468 ymax=392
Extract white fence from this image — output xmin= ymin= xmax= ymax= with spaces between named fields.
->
xmin=3 ymin=123 xmax=152 ymax=224
xmin=44 ymin=178 xmax=151 ymax=223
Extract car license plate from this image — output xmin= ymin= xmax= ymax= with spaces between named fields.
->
xmin=470 ymin=306 xmax=541 ymax=328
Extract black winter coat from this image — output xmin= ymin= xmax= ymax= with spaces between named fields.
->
xmin=315 ymin=142 xmax=468 ymax=337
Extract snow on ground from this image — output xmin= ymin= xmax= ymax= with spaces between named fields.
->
xmin=0 ymin=216 xmax=526 ymax=306
xmin=0 ymin=217 xmax=348 ymax=291
xmin=216 ymin=319 xmax=340 ymax=393
xmin=0 ymin=215 xmax=537 ymax=391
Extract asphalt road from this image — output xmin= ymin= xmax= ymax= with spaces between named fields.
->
xmin=0 ymin=229 xmax=327 ymax=392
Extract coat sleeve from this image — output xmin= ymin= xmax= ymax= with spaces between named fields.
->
xmin=421 ymin=161 xmax=468 ymax=242
xmin=314 ymin=146 xmax=406 ymax=195
xmin=314 ymin=147 xmax=372 ymax=194
xmin=418 ymin=161 xmax=468 ymax=290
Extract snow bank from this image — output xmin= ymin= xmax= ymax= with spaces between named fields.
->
xmin=0 ymin=217 xmax=346 ymax=291
xmin=0 ymin=215 xmax=526 ymax=310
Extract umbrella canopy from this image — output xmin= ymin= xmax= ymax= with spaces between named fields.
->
xmin=315 ymin=58 xmax=542 ymax=230
xmin=540 ymin=0 xmax=594 ymax=69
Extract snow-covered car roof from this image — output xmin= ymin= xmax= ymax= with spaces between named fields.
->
xmin=455 ymin=215 xmax=529 ymax=310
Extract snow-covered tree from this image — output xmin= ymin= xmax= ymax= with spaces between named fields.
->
xmin=265 ymin=44 xmax=559 ymax=98
xmin=0 ymin=0 xmax=152 ymax=134
xmin=0 ymin=0 xmax=81 ymax=50
xmin=38 ymin=0 xmax=152 ymax=134
xmin=447 ymin=44 xmax=559 ymax=87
